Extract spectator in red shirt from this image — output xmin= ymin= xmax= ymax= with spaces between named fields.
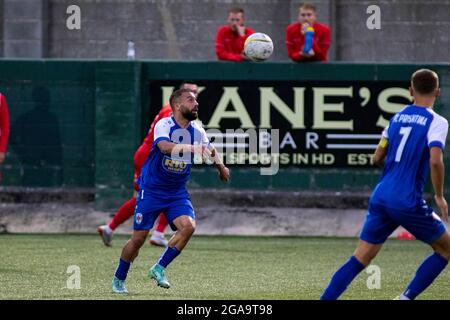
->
xmin=286 ymin=3 xmax=331 ymax=62
xmin=0 ymin=93 xmax=10 ymax=165
xmin=215 ymin=7 xmax=255 ymax=62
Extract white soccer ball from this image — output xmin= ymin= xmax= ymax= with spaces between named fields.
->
xmin=244 ymin=33 xmax=274 ymax=62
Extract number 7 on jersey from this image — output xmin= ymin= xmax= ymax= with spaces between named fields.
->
xmin=395 ymin=126 xmax=412 ymax=162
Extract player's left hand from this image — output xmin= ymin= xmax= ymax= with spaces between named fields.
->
xmin=218 ymin=166 xmax=230 ymax=182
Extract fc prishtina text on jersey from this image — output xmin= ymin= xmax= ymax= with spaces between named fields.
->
xmin=370 ymin=105 xmax=448 ymax=211
xmin=360 ymin=105 xmax=448 ymax=245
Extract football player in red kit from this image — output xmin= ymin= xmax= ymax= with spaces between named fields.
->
xmin=97 ymin=83 xmax=199 ymax=247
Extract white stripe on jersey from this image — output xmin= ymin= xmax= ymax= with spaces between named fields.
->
xmin=426 ymin=108 xmax=448 ymax=148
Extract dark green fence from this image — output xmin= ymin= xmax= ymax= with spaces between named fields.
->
xmin=0 ymin=61 xmax=96 ymax=187
xmin=0 ymin=60 xmax=448 ymax=208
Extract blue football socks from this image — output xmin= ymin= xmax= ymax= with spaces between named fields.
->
xmin=157 ymin=246 xmax=181 ymax=268
xmin=402 ymin=252 xmax=448 ymax=300
xmin=321 ymin=256 xmax=365 ymax=300
xmin=114 ymin=258 xmax=131 ymax=281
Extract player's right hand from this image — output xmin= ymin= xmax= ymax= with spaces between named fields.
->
xmin=435 ymin=195 xmax=448 ymax=222
xmin=0 ymin=152 xmax=5 ymax=164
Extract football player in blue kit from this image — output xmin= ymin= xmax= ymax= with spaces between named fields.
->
xmin=112 ymin=88 xmax=230 ymax=293
xmin=321 ymin=69 xmax=450 ymax=300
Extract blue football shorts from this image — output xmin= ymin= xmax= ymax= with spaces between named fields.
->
xmin=360 ymin=202 xmax=446 ymax=245
xmin=133 ymin=190 xmax=195 ymax=231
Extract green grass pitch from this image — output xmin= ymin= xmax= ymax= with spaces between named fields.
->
xmin=1 ymin=234 xmax=449 ymax=300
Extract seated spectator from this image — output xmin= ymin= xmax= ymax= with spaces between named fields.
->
xmin=215 ymin=7 xmax=255 ymax=62
xmin=286 ymin=3 xmax=331 ymax=62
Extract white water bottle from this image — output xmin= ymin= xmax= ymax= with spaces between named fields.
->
xmin=127 ymin=41 xmax=135 ymax=59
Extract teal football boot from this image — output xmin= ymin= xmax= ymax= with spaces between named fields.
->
xmin=148 ymin=264 xmax=171 ymax=289
xmin=112 ymin=277 xmax=128 ymax=294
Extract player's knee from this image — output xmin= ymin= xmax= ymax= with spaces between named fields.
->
xmin=354 ymin=249 xmax=378 ymax=266
xmin=181 ymin=223 xmax=195 ymax=237
xmin=431 ymin=234 xmax=450 ymax=261
xmin=131 ymin=235 xmax=146 ymax=248
xmin=433 ymin=246 xmax=450 ymax=261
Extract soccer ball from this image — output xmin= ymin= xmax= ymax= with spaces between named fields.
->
xmin=244 ymin=33 xmax=274 ymax=62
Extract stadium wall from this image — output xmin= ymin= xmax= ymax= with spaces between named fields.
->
xmin=1 ymin=0 xmax=450 ymax=62
xmin=0 ymin=60 xmax=449 ymax=209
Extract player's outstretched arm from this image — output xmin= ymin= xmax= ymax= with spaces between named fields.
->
xmin=157 ymin=140 xmax=218 ymax=165
xmin=157 ymin=140 xmax=196 ymax=156
xmin=372 ymin=138 xmax=388 ymax=168
xmin=430 ymin=146 xmax=448 ymax=222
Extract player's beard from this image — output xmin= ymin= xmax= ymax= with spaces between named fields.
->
xmin=181 ymin=107 xmax=198 ymax=121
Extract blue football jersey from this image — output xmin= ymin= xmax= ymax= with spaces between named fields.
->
xmin=138 ymin=116 xmax=210 ymax=200
xmin=370 ymin=105 xmax=448 ymax=210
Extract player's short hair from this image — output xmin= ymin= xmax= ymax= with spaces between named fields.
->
xmin=169 ymin=88 xmax=194 ymax=108
xmin=179 ymin=81 xmax=197 ymax=89
xmin=228 ymin=7 xmax=244 ymax=15
xmin=411 ymin=69 xmax=439 ymax=95
xmin=299 ymin=3 xmax=316 ymax=12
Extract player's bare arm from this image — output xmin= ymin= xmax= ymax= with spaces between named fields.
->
xmin=157 ymin=140 xmax=211 ymax=158
xmin=430 ymin=146 xmax=448 ymax=222
xmin=372 ymin=138 xmax=388 ymax=168
xmin=209 ymin=146 xmax=230 ymax=182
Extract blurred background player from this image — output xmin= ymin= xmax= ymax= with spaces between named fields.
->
xmin=215 ymin=7 xmax=255 ymax=62
xmin=97 ymin=82 xmax=200 ymax=247
xmin=285 ymin=3 xmax=331 ymax=62
xmin=0 ymin=92 xmax=10 ymax=180
xmin=321 ymin=69 xmax=450 ymax=300
xmin=112 ymin=88 xmax=230 ymax=293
